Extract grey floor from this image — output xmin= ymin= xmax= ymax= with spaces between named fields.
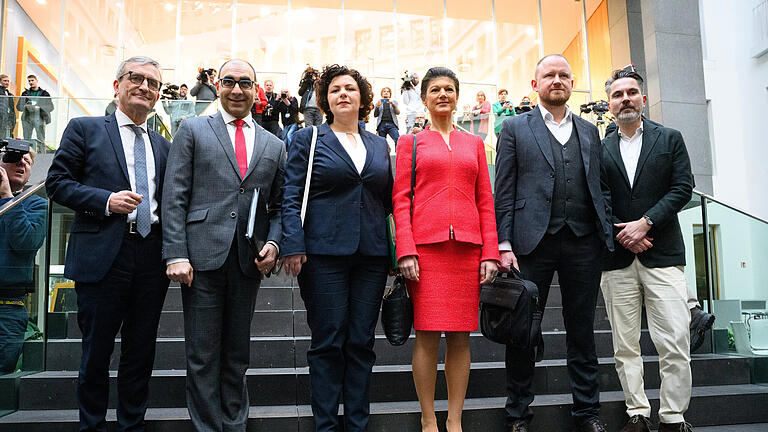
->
xmin=666 ymin=425 xmax=768 ymax=431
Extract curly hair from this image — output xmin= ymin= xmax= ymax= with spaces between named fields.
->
xmin=315 ymin=64 xmax=374 ymax=124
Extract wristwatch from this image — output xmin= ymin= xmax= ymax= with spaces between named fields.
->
xmin=642 ymin=214 xmax=653 ymax=227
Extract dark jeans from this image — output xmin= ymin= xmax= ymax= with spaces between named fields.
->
xmin=22 ymin=119 xmax=45 ymax=142
xmin=297 ymin=253 xmax=388 ymax=432
xmin=505 ymin=227 xmax=603 ymax=426
xmin=303 ymin=107 xmax=324 ymax=126
xmin=76 ymin=229 xmax=168 ymax=432
xmin=377 ymin=122 xmax=400 ymax=148
xmin=0 ymin=298 xmax=27 ymax=373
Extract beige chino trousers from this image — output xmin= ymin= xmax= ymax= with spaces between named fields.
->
xmin=601 ymin=257 xmax=692 ymax=424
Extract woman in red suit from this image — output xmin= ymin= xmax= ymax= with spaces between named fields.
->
xmin=393 ymin=67 xmax=499 ymax=432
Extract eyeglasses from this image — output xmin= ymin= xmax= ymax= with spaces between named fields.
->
xmin=219 ymin=78 xmax=254 ymax=90
xmin=119 ymin=71 xmax=162 ymax=92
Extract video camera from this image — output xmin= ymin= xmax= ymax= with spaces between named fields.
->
xmin=197 ymin=68 xmax=216 ymax=83
xmin=401 ymin=71 xmax=415 ymax=91
xmin=580 ymin=100 xmax=610 ymax=118
xmin=161 ymin=83 xmax=181 ymax=100
xmin=0 ymin=138 xmax=31 ymax=164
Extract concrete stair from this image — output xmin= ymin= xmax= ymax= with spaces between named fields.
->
xmin=2 ymin=275 xmax=766 ymax=431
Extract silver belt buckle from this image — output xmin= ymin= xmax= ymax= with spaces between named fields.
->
xmin=127 ymin=222 xmax=139 ymax=234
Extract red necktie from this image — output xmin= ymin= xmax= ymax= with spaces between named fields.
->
xmin=233 ymin=119 xmax=247 ymax=177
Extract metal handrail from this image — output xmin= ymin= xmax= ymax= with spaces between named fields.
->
xmin=0 ymin=182 xmax=46 ymax=216
xmin=693 ymin=189 xmax=768 ymax=225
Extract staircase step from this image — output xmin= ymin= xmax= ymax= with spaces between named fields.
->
xmin=18 ymin=355 xmax=749 ymax=410
xmin=44 ymin=329 xmax=712 ymax=371
xmin=3 ymin=384 xmax=766 ymax=431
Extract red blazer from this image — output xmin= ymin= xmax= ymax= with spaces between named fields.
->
xmin=393 ymin=128 xmax=499 ymax=262
xmin=251 ymin=85 xmax=268 ymax=114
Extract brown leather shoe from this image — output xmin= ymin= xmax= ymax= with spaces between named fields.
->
xmin=573 ymin=418 xmax=607 ymax=432
xmin=620 ymin=415 xmax=651 ymax=432
xmin=658 ymin=421 xmax=693 ymax=432
xmin=507 ymin=419 xmax=529 ymax=432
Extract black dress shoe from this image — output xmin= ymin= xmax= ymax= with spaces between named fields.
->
xmin=573 ymin=418 xmax=607 ymax=432
xmin=619 ymin=415 xmax=651 ymax=432
xmin=658 ymin=421 xmax=693 ymax=432
xmin=507 ymin=419 xmax=529 ymax=432
xmin=690 ymin=307 xmax=715 ymax=352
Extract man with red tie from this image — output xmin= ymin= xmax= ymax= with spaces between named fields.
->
xmin=162 ymin=59 xmax=285 ymax=431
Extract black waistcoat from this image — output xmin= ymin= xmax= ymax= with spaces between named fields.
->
xmin=546 ymin=127 xmax=597 ymax=237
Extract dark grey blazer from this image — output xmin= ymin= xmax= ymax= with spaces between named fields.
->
xmin=494 ymin=106 xmax=613 ymax=255
xmin=600 ymin=119 xmax=693 ymax=270
xmin=162 ymin=112 xmax=285 ymax=279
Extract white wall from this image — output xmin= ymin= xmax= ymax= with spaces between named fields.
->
xmin=699 ymin=0 xmax=768 ymax=221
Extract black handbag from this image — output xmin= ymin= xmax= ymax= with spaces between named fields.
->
xmin=479 ymin=267 xmax=544 ymax=362
xmin=381 ymin=275 xmax=413 ymax=345
xmin=381 ymin=135 xmax=418 ymax=346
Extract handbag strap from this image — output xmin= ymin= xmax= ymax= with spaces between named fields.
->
xmin=410 ymin=134 xmax=417 ymax=217
xmin=300 ymin=125 xmax=318 ymax=225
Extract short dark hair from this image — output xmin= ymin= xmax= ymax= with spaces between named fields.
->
xmin=180 ymin=84 xmax=188 ymax=89
xmin=420 ymin=67 xmax=460 ymax=101
xmin=605 ymin=68 xmax=644 ymax=96
xmin=315 ymin=64 xmax=373 ymax=124
xmin=27 ymin=74 xmax=37 ymax=80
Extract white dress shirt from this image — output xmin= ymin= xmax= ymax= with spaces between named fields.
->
xmin=334 ymin=132 xmax=367 ymax=174
xmin=106 ymin=108 xmax=159 ymax=223
xmin=619 ymin=125 xmax=644 ymax=188
xmin=538 ymin=104 xmax=574 ymax=145
xmin=220 ymin=110 xmax=256 ymax=169
xmin=498 ymin=104 xmax=574 ymax=253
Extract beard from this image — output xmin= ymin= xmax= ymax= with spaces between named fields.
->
xmin=539 ymin=89 xmax=570 ymax=106
xmin=617 ymin=106 xmax=642 ymax=123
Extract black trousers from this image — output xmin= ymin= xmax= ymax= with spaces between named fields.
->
xmin=75 ymin=228 xmax=169 ymax=432
xmin=505 ymin=227 xmax=603 ymax=426
xmin=262 ymin=120 xmax=282 ymax=138
xmin=297 ymin=253 xmax=388 ymax=432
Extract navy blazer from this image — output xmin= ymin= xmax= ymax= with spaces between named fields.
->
xmin=494 ymin=106 xmax=613 ymax=255
xmin=46 ymin=114 xmax=170 ymax=283
xmin=281 ymin=123 xmax=393 ymax=256
xmin=601 ymin=119 xmax=693 ymax=270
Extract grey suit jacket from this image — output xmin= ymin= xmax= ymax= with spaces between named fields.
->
xmin=494 ymin=106 xmax=613 ymax=256
xmin=162 ymin=112 xmax=285 ymax=279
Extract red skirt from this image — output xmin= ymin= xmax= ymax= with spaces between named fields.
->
xmin=407 ymin=240 xmax=482 ymax=331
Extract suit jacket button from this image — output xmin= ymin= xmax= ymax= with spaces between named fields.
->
xmin=550 ymin=172 xmax=554 ymax=178
xmin=239 ymin=188 xmax=245 ymax=194
xmin=230 ymin=212 xmax=236 ymax=218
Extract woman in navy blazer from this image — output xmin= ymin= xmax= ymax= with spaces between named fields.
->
xmin=281 ymin=64 xmax=393 ymax=432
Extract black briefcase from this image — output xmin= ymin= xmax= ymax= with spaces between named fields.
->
xmin=479 ymin=268 xmax=544 ymax=361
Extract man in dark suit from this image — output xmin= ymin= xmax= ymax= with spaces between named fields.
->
xmin=16 ymin=75 xmax=54 ymax=143
xmin=162 ymin=59 xmax=284 ymax=431
xmin=495 ymin=54 xmax=613 ymax=432
xmin=46 ymin=56 xmax=170 ymax=431
xmin=600 ymin=69 xmax=694 ymax=432
xmin=0 ymin=74 xmax=16 ymax=138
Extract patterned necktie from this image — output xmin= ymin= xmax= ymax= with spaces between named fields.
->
xmin=128 ymin=124 xmax=151 ymax=237
xmin=233 ymin=119 xmax=248 ymax=178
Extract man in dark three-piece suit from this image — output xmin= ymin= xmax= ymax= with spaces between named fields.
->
xmin=495 ymin=54 xmax=613 ymax=432
xmin=46 ymin=56 xmax=170 ymax=431
xmin=600 ymin=69 xmax=695 ymax=432
xmin=162 ymin=59 xmax=285 ymax=431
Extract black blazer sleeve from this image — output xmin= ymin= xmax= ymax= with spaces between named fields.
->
xmin=644 ymin=129 xmax=693 ymax=227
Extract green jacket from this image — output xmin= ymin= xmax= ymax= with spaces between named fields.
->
xmin=492 ymin=101 xmax=515 ymax=134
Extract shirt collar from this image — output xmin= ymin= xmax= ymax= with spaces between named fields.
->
xmin=539 ymin=104 xmax=572 ymax=125
xmin=115 ymin=107 xmax=148 ymax=133
xmin=221 ymin=110 xmax=253 ymax=127
xmin=618 ymin=123 xmax=644 ymax=141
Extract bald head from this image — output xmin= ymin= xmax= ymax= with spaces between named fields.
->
xmin=219 ymin=59 xmax=256 ymax=81
xmin=534 ymin=54 xmax=570 ymax=80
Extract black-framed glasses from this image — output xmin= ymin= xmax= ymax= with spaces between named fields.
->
xmin=119 ymin=71 xmax=162 ymax=92
xmin=219 ymin=78 xmax=254 ymax=90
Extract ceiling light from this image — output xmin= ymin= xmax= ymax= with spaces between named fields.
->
xmin=525 ymin=26 xmax=535 ymax=36
xmin=79 ymin=57 xmax=89 ymax=65
xmin=36 ymin=0 xmax=46 ymax=4
xmin=64 ymin=31 xmax=70 ymax=38
xmin=164 ymin=3 xmax=174 ymax=11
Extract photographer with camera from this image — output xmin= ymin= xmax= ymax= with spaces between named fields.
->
xmin=16 ymin=75 xmax=54 ymax=144
xmin=190 ymin=68 xmax=218 ymax=115
xmin=373 ymin=87 xmax=400 ymax=147
xmin=492 ymin=89 xmax=515 ymax=140
xmin=515 ymin=95 xmax=534 ymax=114
xmin=161 ymin=83 xmax=196 ymax=136
xmin=277 ymin=88 xmax=299 ymax=147
xmin=400 ymin=71 xmax=424 ymax=133
xmin=0 ymin=74 xmax=16 ymax=139
xmin=298 ymin=66 xmax=323 ymax=126
xmin=0 ymin=141 xmax=47 ymax=374
xmin=261 ymin=79 xmax=281 ymax=138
